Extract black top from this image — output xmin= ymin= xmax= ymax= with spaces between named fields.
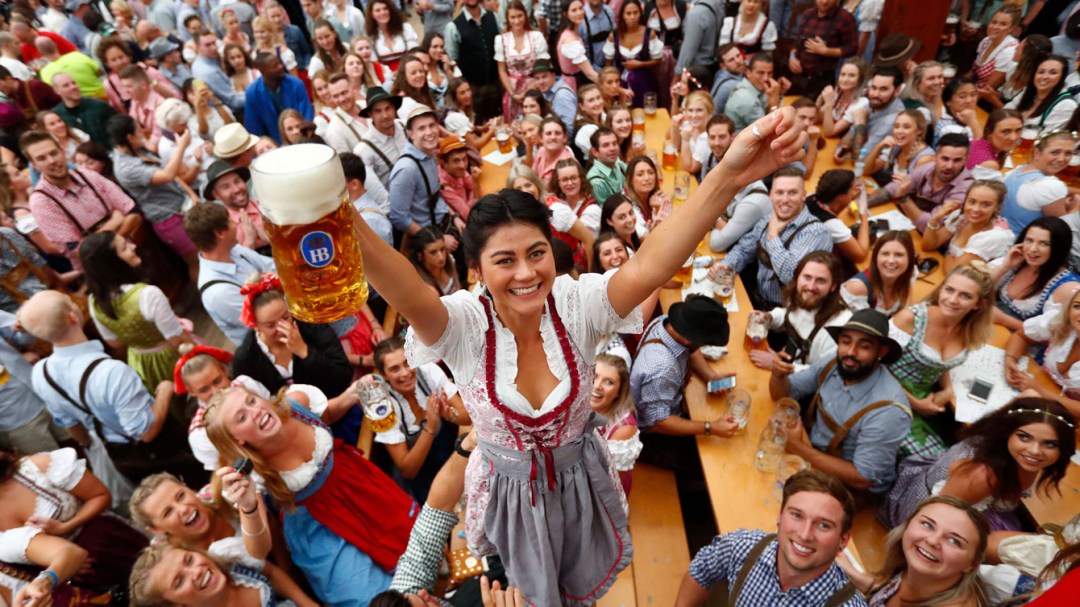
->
xmin=232 ymin=320 xmax=353 ymax=399
xmin=453 ymin=10 xmax=499 ymax=87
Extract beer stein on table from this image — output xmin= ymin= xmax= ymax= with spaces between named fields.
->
xmin=251 ymin=144 xmax=367 ymax=323
xmin=643 ymin=93 xmax=657 ymax=116
xmin=744 ymin=312 xmax=769 ymax=351
xmin=754 ymin=417 xmax=788 ymax=473
xmin=725 ymin=388 xmax=752 ymax=435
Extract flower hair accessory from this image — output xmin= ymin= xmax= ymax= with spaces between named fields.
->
xmin=1007 ymin=407 xmax=1076 ymax=429
xmin=1034 ymin=129 xmax=1079 ymax=147
xmin=239 ymin=273 xmax=283 ymax=329
xmin=173 ymin=345 xmax=233 ymax=394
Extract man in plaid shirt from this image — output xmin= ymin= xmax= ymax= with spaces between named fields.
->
xmin=676 ymin=470 xmax=866 ymax=607
xmin=21 ymin=130 xmax=143 ymax=269
xmin=788 ymin=0 xmax=857 ymax=97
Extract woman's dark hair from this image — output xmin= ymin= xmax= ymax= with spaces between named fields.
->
xmin=548 ymin=157 xmax=592 ymax=200
xmin=551 ymin=238 xmax=575 ymax=275
xmin=869 ymin=230 xmax=915 ymax=311
xmin=96 ymin=35 xmax=132 ymax=70
xmin=409 ymin=225 xmax=456 ymax=291
xmin=1014 ymin=55 xmax=1069 ymax=118
xmin=624 ymin=155 xmax=657 ymax=221
xmin=524 ymin=88 xmax=550 ymax=117
xmin=1008 ymin=34 xmax=1051 ymax=93
xmin=598 ymin=193 xmax=640 ymax=249
xmin=505 ymin=0 xmax=532 ymax=30
xmin=445 ymin=77 xmax=473 ymax=115
xmin=1014 ymin=216 xmax=1073 ymax=298
xmin=368 ymin=590 xmax=411 ymax=607
xmin=390 ymin=53 xmax=437 ymax=107
xmin=106 ymin=114 xmax=138 ymax=149
xmin=365 ymin=0 xmax=406 ymax=39
xmin=591 ymin=231 xmax=630 ymax=273
xmin=0 ymin=448 xmax=21 ymax=484
xmin=419 ymin=31 xmax=444 ymax=53
xmin=942 ymin=75 xmax=976 ymax=107
xmin=75 ymin=141 xmax=115 ymax=180
xmin=221 ymin=42 xmax=253 ymax=76
xmin=372 ymin=335 xmax=406 ymax=374
xmin=78 ymin=231 xmax=144 ymax=320
xmin=616 ymin=0 xmax=644 ymax=37
xmin=815 ymin=168 xmax=856 ymax=206
xmin=462 ymin=190 xmax=553 ymax=267
xmin=985 ymin=108 xmax=1024 ymax=141
xmin=559 ymin=0 xmax=581 ymax=33
xmin=313 ymin=19 xmax=346 ymax=72
xmin=957 ymin=396 xmax=1076 ymax=501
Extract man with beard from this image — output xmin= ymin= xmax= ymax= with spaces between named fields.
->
xmin=769 ymin=309 xmax=911 ymax=495
xmin=717 ymin=166 xmax=833 ymax=309
xmin=203 ymin=160 xmax=270 ymax=253
xmin=750 ymin=252 xmax=851 ymax=375
xmin=676 ymin=470 xmax=865 ymax=606
xmin=710 ymin=44 xmax=746 ymax=115
xmin=840 ymin=66 xmax=904 ymax=156
xmin=869 ymin=133 xmax=973 ymax=233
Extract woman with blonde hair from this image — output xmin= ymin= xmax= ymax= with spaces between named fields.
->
xmin=252 ymin=16 xmax=298 ymax=75
xmin=203 ymin=384 xmax=416 ymax=606
xmin=671 ymin=90 xmax=714 ymax=174
xmin=34 ymin=111 xmax=88 ymax=159
xmin=591 ymin=353 xmax=642 ymax=495
xmin=922 ymin=180 xmax=1015 ymax=271
xmin=350 ymin=36 xmax=393 ymax=87
xmin=1004 ymin=285 xmax=1080 ymax=419
xmin=863 ymin=109 xmax=935 ymax=180
xmin=840 ymin=496 xmax=990 ymax=607
xmin=888 ymin=263 xmax=996 ymax=459
xmin=277 ymin=109 xmax=308 ymax=146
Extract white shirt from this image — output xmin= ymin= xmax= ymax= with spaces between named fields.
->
xmin=0 ymin=57 xmax=34 ymax=81
xmin=766 ymin=306 xmax=852 ymax=374
xmin=405 ymin=271 xmax=642 ymax=418
xmin=941 ymin=210 xmax=1015 ymax=264
xmin=355 ymin=122 xmax=408 ymax=187
xmin=375 ymin=364 xmax=458 ymax=445
xmin=718 ymin=13 xmax=777 ymax=51
xmin=1023 ymin=310 xmax=1080 ymax=395
xmin=90 ymin=284 xmax=184 ymax=342
xmin=1006 ymin=168 xmax=1068 ymax=212
xmin=324 ymin=107 xmax=368 ymax=155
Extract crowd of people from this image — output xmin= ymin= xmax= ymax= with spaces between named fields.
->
xmin=0 ymin=0 xmax=1078 ymax=605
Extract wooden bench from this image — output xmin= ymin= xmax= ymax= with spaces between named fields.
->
xmin=597 ymin=463 xmax=692 ymax=607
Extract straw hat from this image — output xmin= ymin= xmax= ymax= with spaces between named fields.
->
xmin=213 ymin=123 xmax=259 ymax=159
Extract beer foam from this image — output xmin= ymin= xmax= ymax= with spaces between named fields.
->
xmin=251 ymin=144 xmax=348 ymax=226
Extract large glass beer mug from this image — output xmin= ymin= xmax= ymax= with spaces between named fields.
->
xmin=251 ymin=144 xmax=367 ymax=323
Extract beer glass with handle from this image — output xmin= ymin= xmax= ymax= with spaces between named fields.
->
xmin=251 ymin=144 xmax=368 ymax=323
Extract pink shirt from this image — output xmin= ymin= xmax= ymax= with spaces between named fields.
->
xmin=129 ymin=89 xmax=168 ymax=151
xmin=225 ymin=199 xmax=269 ymax=250
xmin=105 ymin=64 xmax=179 ymax=113
xmin=532 ymin=145 xmax=575 ymax=183
xmin=966 ymin=138 xmax=1001 ymax=169
xmin=29 ymin=168 xmax=137 ymax=267
xmin=438 ymin=165 xmax=476 ymax=219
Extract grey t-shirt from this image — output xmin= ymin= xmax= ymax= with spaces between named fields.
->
xmin=112 ymin=151 xmax=187 ymax=224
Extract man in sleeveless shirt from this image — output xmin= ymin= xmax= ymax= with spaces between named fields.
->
xmin=677 ymin=470 xmax=866 ymax=607
xmin=769 ymin=309 xmax=911 ymax=495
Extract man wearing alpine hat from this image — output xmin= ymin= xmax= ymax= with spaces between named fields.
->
xmin=770 ymin=308 xmax=911 ymax=495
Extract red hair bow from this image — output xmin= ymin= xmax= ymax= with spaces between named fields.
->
xmin=173 ymin=345 xmax=234 ymax=394
xmin=239 ymin=273 xmax=284 ymax=329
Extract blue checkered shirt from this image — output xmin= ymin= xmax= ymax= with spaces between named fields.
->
xmin=689 ymin=529 xmax=867 ymax=607
xmin=629 ymin=316 xmax=690 ymax=429
xmin=721 ymin=205 xmax=833 ymax=307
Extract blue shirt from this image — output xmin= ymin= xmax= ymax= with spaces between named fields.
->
xmin=629 ymin=316 xmax=691 ymax=428
xmin=722 ymin=205 xmax=833 ymax=307
xmin=388 ymin=143 xmax=449 ymax=232
xmin=198 ymin=245 xmax=276 ymax=345
xmin=786 ymin=356 xmax=912 ymax=494
xmin=31 ymin=340 xmax=154 ymax=443
xmin=193 ymin=55 xmax=246 ymax=112
xmin=578 ymin=2 xmax=615 ymax=72
xmin=0 ymin=312 xmax=47 ymax=432
xmin=283 ymin=24 xmax=313 ymax=70
xmin=244 ymin=75 xmax=314 ymax=143
xmin=354 ymin=192 xmax=393 ymax=247
xmin=60 ymin=16 xmax=93 ymax=54
xmin=544 ymin=79 xmax=578 ymax=137
xmin=710 ymin=68 xmax=741 ymax=114
xmin=160 ymin=63 xmax=194 ymax=93
xmin=689 ymin=529 xmax=866 ymax=607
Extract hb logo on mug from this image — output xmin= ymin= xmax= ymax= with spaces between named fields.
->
xmin=300 ymin=231 xmax=335 ymax=268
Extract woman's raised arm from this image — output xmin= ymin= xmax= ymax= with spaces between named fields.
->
xmin=350 ymin=212 xmax=449 ymax=347
xmin=607 ymin=108 xmax=807 ymax=318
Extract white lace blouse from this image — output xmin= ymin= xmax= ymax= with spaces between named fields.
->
xmin=280 ymin=396 xmax=331 ymax=493
xmin=1023 ymin=310 xmax=1080 ymax=395
xmin=405 ymin=270 xmax=643 ymax=418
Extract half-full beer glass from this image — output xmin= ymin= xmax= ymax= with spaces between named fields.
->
xmin=251 ymin=144 xmax=367 ymax=323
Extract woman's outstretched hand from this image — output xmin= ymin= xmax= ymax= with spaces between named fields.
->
xmin=715 ymin=107 xmax=808 ymax=189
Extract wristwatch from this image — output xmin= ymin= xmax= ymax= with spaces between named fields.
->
xmin=455 ymin=432 xmax=473 ymax=457
xmin=703 ymin=421 xmax=712 ymax=436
